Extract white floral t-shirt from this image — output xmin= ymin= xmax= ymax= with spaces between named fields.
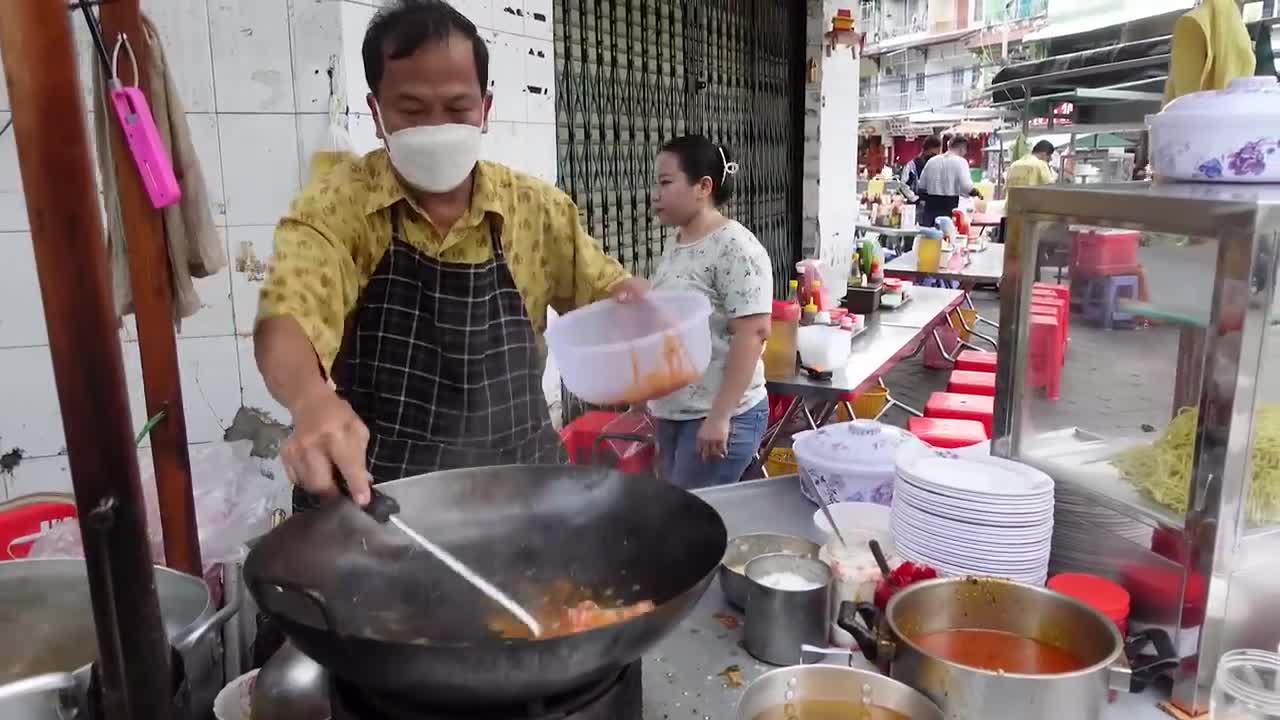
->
xmin=648 ymin=220 xmax=774 ymax=421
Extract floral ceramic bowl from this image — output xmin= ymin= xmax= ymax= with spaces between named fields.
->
xmin=1149 ymin=76 xmax=1280 ymax=183
xmin=793 ymin=420 xmax=907 ymax=507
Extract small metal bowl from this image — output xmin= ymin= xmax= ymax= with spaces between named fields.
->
xmin=719 ymin=533 xmax=821 ymax=609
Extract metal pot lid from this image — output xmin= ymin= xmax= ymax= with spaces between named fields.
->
xmin=0 ymin=559 xmax=212 ymax=685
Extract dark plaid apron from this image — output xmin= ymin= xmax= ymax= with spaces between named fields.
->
xmin=292 ymin=205 xmax=565 ymax=511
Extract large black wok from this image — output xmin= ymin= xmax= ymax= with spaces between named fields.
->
xmin=244 ymin=465 xmax=727 ymax=709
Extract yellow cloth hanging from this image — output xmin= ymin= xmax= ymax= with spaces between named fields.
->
xmin=1163 ymin=0 xmax=1256 ymax=105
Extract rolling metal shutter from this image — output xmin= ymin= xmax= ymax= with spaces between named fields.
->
xmin=554 ymin=0 xmax=805 ymax=297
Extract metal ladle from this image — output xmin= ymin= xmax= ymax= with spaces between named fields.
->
xmin=357 ymin=486 xmax=544 ymax=638
xmin=802 ymin=473 xmax=848 ymax=549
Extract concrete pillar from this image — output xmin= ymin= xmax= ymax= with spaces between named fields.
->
xmin=804 ymin=1 xmax=862 ymax=297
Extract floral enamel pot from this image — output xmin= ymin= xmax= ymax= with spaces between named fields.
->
xmin=1149 ymin=76 xmax=1280 ymax=183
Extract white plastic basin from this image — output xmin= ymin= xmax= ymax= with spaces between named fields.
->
xmin=545 ymin=290 xmax=712 ymax=405
xmin=797 ymin=325 xmax=853 ymax=371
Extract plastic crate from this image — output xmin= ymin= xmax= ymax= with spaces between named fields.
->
xmin=1072 ymin=229 xmax=1140 ymax=274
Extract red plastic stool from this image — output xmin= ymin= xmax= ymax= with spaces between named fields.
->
xmin=924 ymin=392 xmax=995 ymax=435
xmin=560 ymin=411 xmax=655 ymax=473
xmin=909 ymin=417 xmax=989 ymax=447
xmin=1029 ymin=314 xmax=1064 ymax=400
xmin=1033 ymin=282 xmax=1070 ymax=304
xmin=955 ymin=350 xmax=998 ymax=373
xmin=947 ymin=370 xmax=996 ymax=396
xmin=768 ymin=394 xmax=796 ymax=425
xmin=1029 ymin=303 xmax=1067 ymax=359
xmin=1031 ymin=295 xmax=1069 ymax=328
xmin=0 ymin=496 xmax=77 ymax=559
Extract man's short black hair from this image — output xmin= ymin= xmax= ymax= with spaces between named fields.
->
xmin=923 ymin=135 xmax=943 ymax=152
xmin=1032 ymin=140 xmax=1056 ymax=156
xmin=363 ymin=0 xmax=490 ymax=96
xmin=949 ymin=136 xmax=969 ymax=151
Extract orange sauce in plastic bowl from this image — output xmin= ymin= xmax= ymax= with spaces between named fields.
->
xmin=604 ymin=332 xmax=696 ymax=405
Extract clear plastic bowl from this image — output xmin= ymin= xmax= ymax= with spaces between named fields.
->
xmin=1212 ymin=649 xmax=1280 ymax=720
xmin=545 ymin=289 xmax=712 ymax=405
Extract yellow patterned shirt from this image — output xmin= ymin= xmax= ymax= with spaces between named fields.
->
xmin=257 ymin=150 xmax=629 ymax=373
xmin=1005 ymin=154 xmax=1054 ymax=188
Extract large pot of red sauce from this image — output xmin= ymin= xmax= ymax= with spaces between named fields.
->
xmin=837 ymin=577 xmax=1178 ymax=720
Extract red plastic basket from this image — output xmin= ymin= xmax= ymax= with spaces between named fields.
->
xmin=1072 ymin=230 xmax=1139 ymax=274
xmin=0 ymin=498 xmax=77 ymax=559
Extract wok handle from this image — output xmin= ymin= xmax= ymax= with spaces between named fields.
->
xmin=837 ymin=601 xmax=885 ymax=667
xmin=248 ymin=574 xmax=343 ymax=637
xmin=1124 ymin=628 xmax=1180 ymax=693
xmin=171 ymin=582 xmax=243 ymax=653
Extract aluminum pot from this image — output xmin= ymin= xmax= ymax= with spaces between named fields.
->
xmin=742 ymin=554 xmax=832 ymax=666
xmin=0 ymin=559 xmax=241 ymax=720
xmin=719 ymin=533 xmax=820 ymax=610
xmin=736 ymin=665 xmax=944 ymax=720
xmin=837 ymin=577 xmax=1179 ymax=720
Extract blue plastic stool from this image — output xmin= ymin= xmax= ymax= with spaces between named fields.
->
xmin=1083 ymin=275 xmax=1139 ymax=329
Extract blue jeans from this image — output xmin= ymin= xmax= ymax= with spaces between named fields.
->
xmin=656 ymin=400 xmax=769 ymax=490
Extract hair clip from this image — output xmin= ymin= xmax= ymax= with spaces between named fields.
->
xmin=718 ymin=145 xmax=739 ymax=182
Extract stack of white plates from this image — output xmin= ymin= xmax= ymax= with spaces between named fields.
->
xmin=892 ymin=442 xmax=1055 ymax=585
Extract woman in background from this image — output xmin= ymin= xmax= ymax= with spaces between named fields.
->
xmin=648 ymin=135 xmax=773 ymax=489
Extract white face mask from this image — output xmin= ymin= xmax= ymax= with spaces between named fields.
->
xmin=375 ymin=105 xmax=483 ymax=193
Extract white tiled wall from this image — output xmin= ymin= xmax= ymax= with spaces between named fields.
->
xmin=0 ymin=0 xmax=558 ymax=499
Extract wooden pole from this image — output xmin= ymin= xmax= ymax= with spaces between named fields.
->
xmin=0 ymin=3 xmax=174 ymax=719
xmin=97 ymin=0 xmax=202 ymax=576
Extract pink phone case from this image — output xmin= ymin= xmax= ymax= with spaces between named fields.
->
xmin=109 ymin=85 xmax=181 ymax=209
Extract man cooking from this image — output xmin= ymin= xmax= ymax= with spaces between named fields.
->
xmin=254 ymin=0 xmax=647 ymax=509
xmin=916 ymin=136 xmax=983 ymax=228
xmin=1005 ymin=140 xmax=1057 ymax=189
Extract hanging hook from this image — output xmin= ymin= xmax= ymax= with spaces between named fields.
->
xmin=76 ymin=0 xmax=113 ymax=71
xmin=110 ymin=32 xmax=139 ymax=88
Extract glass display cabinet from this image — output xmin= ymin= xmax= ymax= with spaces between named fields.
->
xmin=993 ymin=181 xmax=1280 ymax=713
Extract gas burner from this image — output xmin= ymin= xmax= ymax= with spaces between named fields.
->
xmin=329 ymin=663 xmax=643 ymax=720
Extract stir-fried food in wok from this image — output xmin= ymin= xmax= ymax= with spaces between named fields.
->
xmin=490 ymin=579 xmax=656 ymax=639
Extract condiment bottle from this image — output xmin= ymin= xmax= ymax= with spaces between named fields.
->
xmin=811 ymin=281 xmax=825 ymax=311
xmin=788 ymin=278 xmax=800 ymax=305
xmin=765 ymin=298 xmax=802 ymax=379
xmin=801 ymin=300 xmax=818 ymax=325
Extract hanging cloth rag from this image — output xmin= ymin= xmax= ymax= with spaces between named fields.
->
xmin=93 ymin=14 xmax=224 ymax=328
xmin=1163 ymin=0 xmax=1256 ymax=105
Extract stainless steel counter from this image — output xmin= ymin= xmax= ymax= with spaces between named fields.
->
xmin=763 ymin=287 xmax=963 ymax=401
xmin=641 ymin=477 xmax=1171 ymax=719
xmin=885 ymin=243 xmax=1006 ymax=285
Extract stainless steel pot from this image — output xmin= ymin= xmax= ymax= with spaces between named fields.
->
xmin=742 ymin=554 xmax=831 ymax=666
xmin=737 ymin=665 xmax=944 ymax=720
xmin=719 ymin=533 xmax=821 ymax=610
xmin=0 ymin=559 xmax=241 ymax=720
xmin=837 ymin=577 xmax=1179 ymax=720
